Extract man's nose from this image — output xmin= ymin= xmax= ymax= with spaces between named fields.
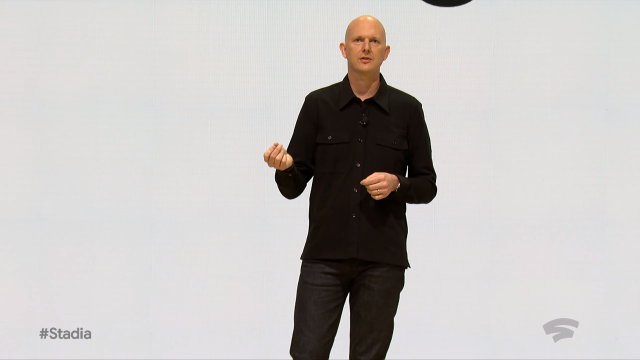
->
xmin=363 ymin=39 xmax=371 ymax=52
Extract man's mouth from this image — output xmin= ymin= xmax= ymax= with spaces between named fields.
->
xmin=359 ymin=57 xmax=372 ymax=63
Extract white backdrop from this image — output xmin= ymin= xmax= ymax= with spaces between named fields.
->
xmin=1 ymin=0 xmax=639 ymax=358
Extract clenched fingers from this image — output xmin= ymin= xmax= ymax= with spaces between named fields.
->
xmin=360 ymin=173 xmax=384 ymax=186
xmin=275 ymin=146 xmax=286 ymax=167
xmin=360 ymin=172 xmax=391 ymax=200
xmin=268 ymin=144 xmax=284 ymax=167
xmin=369 ymin=187 xmax=389 ymax=200
xmin=366 ymin=182 xmax=388 ymax=194
xmin=263 ymin=142 xmax=279 ymax=164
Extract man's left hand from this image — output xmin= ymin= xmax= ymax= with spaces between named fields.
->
xmin=360 ymin=172 xmax=399 ymax=200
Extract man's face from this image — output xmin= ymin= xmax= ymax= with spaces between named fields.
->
xmin=340 ymin=17 xmax=390 ymax=75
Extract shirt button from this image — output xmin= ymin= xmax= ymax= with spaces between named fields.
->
xmin=352 ymin=213 xmax=356 ymax=218
xmin=353 ymin=188 xmax=358 ymax=193
xmin=328 ymin=135 xmax=332 ymax=140
xmin=356 ymin=163 xmax=360 ymax=167
xmin=392 ymin=140 xmax=397 ymax=145
xmin=358 ymin=138 xmax=363 ymax=142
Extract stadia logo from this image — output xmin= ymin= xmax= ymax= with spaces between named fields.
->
xmin=543 ymin=318 xmax=580 ymax=343
xmin=422 ymin=0 xmax=474 ymax=7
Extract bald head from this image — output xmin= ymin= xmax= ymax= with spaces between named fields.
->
xmin=345 ymin=15 xmax=386 ymax=45
xmin=340 ymin=14 xmax=390 ymax=77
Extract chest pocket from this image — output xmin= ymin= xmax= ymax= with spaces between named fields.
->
xmin=375 ymin=133 xmax=408 ymax=172
xmin=315 ymin=132 xmax=350 ymax=173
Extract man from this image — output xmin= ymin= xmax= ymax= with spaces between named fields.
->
xmin=263 ymin=15 xmax=437 ymax=359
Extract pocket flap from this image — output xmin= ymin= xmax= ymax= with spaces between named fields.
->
xmin=316 ymin=132 xmax=349 ymax=144
xmin=376 ymin=134 xmax=408 ymax=150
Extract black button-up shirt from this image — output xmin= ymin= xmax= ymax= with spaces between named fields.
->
xmin=275 ymin=74 xmax=437 ymax=268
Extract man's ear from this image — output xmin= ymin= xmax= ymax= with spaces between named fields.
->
xmin=339 ymin=43 xmax=347 ymax=59
xmin=383 ymin=45 xmax=390 ymax=61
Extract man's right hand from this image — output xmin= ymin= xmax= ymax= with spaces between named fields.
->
xmin=264 ymin=142 xmax=294 ymax=171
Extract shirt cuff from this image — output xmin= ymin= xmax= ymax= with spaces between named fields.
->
xmin=275 ymin=165 xmax=296 ymax=181
xmin=392 ymin=174 xmax=410 ymax=200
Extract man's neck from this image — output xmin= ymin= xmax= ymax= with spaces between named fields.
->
xmin=347 ymin=71 xmax=381 ymax=101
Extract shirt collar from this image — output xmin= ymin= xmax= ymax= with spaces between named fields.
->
xmin=338 ymin=73 xmax=390 ymax=113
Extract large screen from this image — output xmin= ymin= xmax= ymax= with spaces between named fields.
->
xmin=1 ymin=0 xmax=639 ymax=358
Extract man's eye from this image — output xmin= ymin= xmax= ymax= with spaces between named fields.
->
xmin=355 ymin=39 xmax=363 ymax=43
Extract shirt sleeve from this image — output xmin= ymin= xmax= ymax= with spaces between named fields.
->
xmin=274 ymin=95 xmax=316 ymax=199
xmin=391 ymin=102 xmax=437 ymax=204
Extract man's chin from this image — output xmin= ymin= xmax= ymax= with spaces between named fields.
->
xmin=350 ymin=63 xmax=380 ymax=75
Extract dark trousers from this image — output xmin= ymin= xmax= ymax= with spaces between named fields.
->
xmin=290 ymin=258 xmax=406 ymax=360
